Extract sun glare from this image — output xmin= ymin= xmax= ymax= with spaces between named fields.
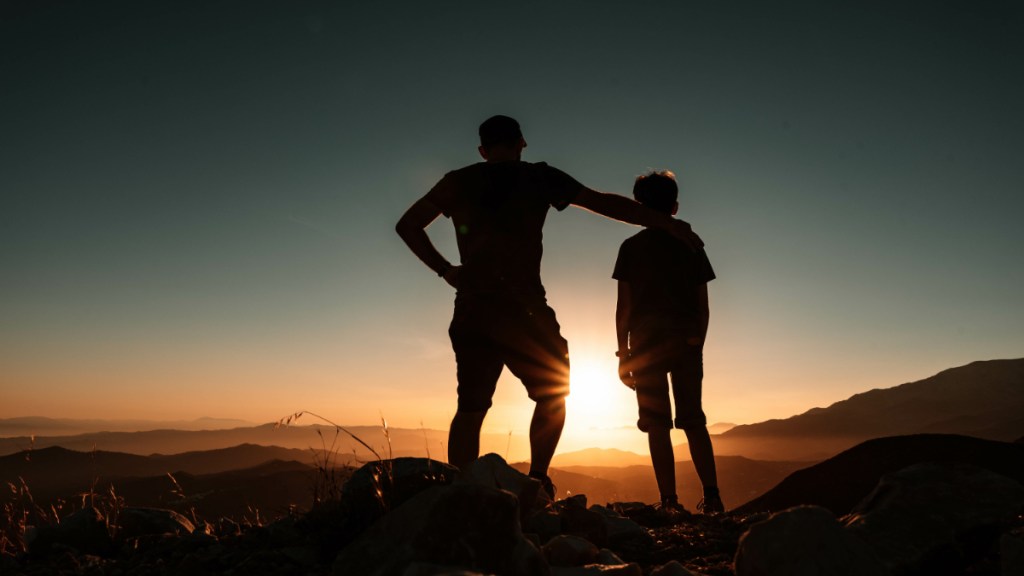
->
xmin=566 ymin=353 xmax=627 ymax=421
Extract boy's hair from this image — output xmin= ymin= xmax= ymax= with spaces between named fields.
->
xmin=633 ymin=171 xmax=678 ymax=214
xmin=479 ymin=115 xmax=523 ymax=150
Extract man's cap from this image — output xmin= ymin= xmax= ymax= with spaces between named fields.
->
xmin=479 ymin=115 xmax=523 ymax=148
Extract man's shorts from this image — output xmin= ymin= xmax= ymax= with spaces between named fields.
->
xmin=448 ymin=293 xmax=570 ymax=412
xmin=629 ymin=321 xmax=706 ymax=432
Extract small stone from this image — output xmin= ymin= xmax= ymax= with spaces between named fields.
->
xmin=594 ymin=548 xmax=624 ymax=565
xmin=550 ymin=564 xmax=642 ymax=576
xmin=543 ymin=534 xmax=599 ymax=566
xmin=650 ymin=560 xmax=702 ymax=576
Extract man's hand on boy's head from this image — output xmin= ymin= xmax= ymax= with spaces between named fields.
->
xmin=669 ymin=219 xmax=704 ymax=251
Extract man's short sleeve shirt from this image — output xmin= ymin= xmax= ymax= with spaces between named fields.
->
xmin=425 ymin=161 xmax=583 ymax=294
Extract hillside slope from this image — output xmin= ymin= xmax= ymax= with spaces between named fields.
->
xmin=713 ymin=358 xmax=1024 ymax=460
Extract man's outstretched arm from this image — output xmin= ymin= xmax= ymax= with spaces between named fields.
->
xmin=395 ymin=196 xmax=459 ymax=287
xmin=572 ymin=188 xmax=704 ymax=249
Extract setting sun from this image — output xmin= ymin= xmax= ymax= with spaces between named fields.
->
xmin=566 ymin=352 xmax=636 ymax=425
xmin=567 ymin=355 xmax=619 ymax=415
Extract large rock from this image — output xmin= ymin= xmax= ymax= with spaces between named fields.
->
xmin=27 ymin=506 xmax=115 ymax=556
xmin=588 ymin=505 xmax=649 ymax=545
xmin=336 ymin=457 xmax=458 ymax=545
xmin=458 ymin=454 xmax=545 ymax=517
xmin=341 ymin=457 xmax=459 ymax=513
xmin=1002 ymin=532 xmax=1024 ymax=576
xmin=734 ymin=505 xmax=887 ymax=576
xmin=333 ymin=483 xmax=547 ymax=576
xmin=524 ymin=508 xmax=562 ymax=543
xmin=843 ymin=462 xmax=1024 ymax=575
xmin=556 ymin=495 xmax=608 ymax=547
xmin=117 ymin=507 xmax=195 ymax=539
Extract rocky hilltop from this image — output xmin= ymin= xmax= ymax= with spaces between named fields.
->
xmin=3 ymin=439 xmax=1022 ymax=576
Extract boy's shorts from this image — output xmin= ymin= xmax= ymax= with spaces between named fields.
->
xmin=630 ymin=327 xmax=707 ymax=432
xmin=448 ymin=294 xmax=570 ymax=412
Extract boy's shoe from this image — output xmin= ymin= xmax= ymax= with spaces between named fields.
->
xmin=696 ymin=494 xmax=725 ymax=515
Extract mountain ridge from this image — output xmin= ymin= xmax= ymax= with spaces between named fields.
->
xmin=711 ymin=358 xmax=1024 ymax=460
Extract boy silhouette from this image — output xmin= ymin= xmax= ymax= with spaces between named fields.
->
xmin=396 ymin=116 xmax=702 ymax=497
xmin=613 ymin=171 xmax=724 ymax=514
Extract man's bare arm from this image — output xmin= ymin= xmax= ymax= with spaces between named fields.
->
xmin=395 ymin=196 xmax=459 ymax=287
xmin=615 ymin=281 xmax=631 ymax=355
xmin=572 ymin=188 xmax=704 ymax=249
xmin=616 ymin=281 xmax=636 ymax=389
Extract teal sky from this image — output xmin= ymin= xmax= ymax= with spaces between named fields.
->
xmin=2 ymin=1 xmax=1022 ymax=442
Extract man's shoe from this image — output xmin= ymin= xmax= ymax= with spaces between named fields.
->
xmin=530 ymin=472 xmax=556 ymax=500
xmin=696 ymin=494 xmax=725 ymax=515
xmin=655 ymin=496 xmax=688 ymax=517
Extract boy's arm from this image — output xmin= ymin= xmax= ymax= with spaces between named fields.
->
xmin=395 ymin=196 xmax=459 ymax=288
xmin=572 ymin=188 xmax=704 ymax=250
xmin=616 ymin=281 xmax=636 ymax=389
xmin=688 ymin=283 xmax=710 ymax=346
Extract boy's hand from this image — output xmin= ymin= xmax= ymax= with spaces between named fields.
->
xmin=617 ymin=353 xmax=636 ymax=390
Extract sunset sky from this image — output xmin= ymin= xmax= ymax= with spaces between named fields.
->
xmin=2 ymin=1 xmax=1022 ymax=453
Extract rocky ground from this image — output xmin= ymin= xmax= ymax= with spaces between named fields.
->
xmin=0 ymin=506 xmax=763 ymax=576
xmin=611 ymin=507 xmax=766 ymax=575
xmin=2 ymin=453 xmax=1022 ymax=575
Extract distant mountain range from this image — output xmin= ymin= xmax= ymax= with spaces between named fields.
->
xmin=0 ymin=444 xmax=313 ymax=502
xmin=0 ymin=416 xmax=253 ymax=437
xmin=0 ymin=422 xmax=536 ymax=464
xmin=711 ymin=358 xmax=1024 ymax=461
xmin=0 ymin=443 xmax=804 ymax=518
xmin=2 ymin=358 xmax=1020 ymax=465
xmin=550 ymin=447 xmax=652 ymax=468
xmin=0 ymin=444 xmax=321 ymax=520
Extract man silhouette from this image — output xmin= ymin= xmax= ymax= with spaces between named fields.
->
xmin=396 ymin=115 xmax=701 ymax=496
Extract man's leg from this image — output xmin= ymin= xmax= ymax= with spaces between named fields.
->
xmin=503 ymin=300 xmax=570 ymax=480
xmin=449 ymin=409 xmax=487 ymax=470
xmin=447 ymin=299 xmax=502 ymax=471
xmin=528 ymin=396 xmax=565 ymax=477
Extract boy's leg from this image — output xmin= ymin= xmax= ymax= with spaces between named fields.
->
xmin=635 ymin=370 xmax=677 ymax=503
xmin=646 ymin=424 xmax=676 ymax=502
xmin=682 ymin=424 xmax=718 ymax=490
xmin=672 ymin=345 xmax=720 ymax=498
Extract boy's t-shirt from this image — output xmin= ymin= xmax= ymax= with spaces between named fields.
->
xmin=612 ymin=227 xmax=716 ymax=339
xmin=426 ymin=161 xmax=583 ymax=296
